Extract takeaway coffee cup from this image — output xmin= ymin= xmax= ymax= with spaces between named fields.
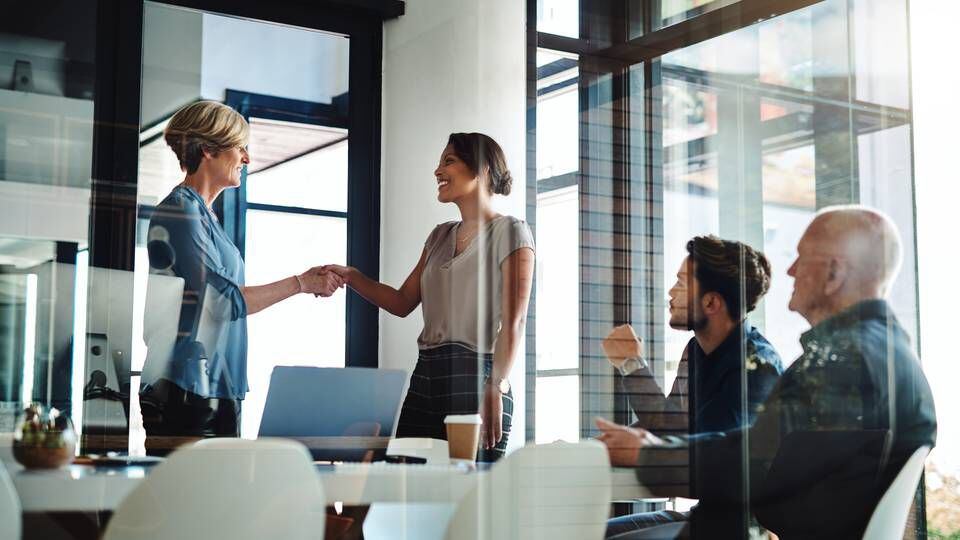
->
xmin=444 ymin=414 xmax=482 ymax=461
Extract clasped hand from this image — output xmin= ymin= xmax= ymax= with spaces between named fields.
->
xmin=298 ymin=266 xmax=345 ymax=297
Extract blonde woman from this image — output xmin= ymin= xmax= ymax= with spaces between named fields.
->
xmin=326 ymin=133 xmax=535 ymax=461
xmin=139 ymin=101 xmax=342 ymax=453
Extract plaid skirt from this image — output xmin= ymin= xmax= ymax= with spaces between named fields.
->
xmin=396 ymin=342 xmax=513 ymax=462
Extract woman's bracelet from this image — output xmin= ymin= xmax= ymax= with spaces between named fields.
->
xmin=294 ymin=273 xmax=306 ymax=293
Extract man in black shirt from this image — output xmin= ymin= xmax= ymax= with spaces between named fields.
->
xmin=598 ymin=206 xmax=937 ymax=539
xmin=600 ymin=236 xmax=783 ymax=537
xmin=602 ymin=236 xmax=783 ymax=436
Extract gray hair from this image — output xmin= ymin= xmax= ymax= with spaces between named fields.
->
xmin=813 ymin=205 xmax=903 ymax=295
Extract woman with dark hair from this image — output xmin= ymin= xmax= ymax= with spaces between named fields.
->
xmin=326 ymin=133 xmax=534 ymax=461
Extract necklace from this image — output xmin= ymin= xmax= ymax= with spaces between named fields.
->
xmin=455 ymin=222 xmax=480 ymax=252
xmin=457 ymin=226 xmax=480 ymax=247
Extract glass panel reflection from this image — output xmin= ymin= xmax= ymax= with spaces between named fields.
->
xmin=0 ymin=6 xmax=96 ymax=440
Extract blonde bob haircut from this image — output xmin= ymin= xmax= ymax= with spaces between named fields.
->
xmin=163 ymin=100 xmax=250 ymax=174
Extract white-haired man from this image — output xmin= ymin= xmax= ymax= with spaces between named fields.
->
xmin=597 ymin=206 xmax=937 ymax=539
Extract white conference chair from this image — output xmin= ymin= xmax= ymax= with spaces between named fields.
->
xmin=103 ymin=437 xmax=325 ymax=540
xmin=862 ymin=445 xmax=931 ymax=540
xmin=0 ymin=462 xmax=21 ymax=540
xmin=445 ymin=440 xmax=612 ymax=540
xmin=0 ymin=432 xmax=14 ymax=470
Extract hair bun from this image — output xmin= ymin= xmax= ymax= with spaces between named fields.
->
xmin=494 ymin=170 xmax=513 ymax=196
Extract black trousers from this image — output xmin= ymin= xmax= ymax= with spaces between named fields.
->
xmin=139 ymin=378 xmax=241 ymax=456
xmin=395 ymin=343 xmax=513 ymax=462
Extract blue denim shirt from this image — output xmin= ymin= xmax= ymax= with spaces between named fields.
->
xmin=139 ymin=185 xmax=249 ymax=400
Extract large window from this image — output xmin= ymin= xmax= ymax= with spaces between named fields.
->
xmin=533 ymin=48 xmax=580 ymax=443
xmin=532 ymin=0 xmax=930 ymax=534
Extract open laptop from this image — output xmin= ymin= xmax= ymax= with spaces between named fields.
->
xmin=258 ymin=366 xmax=407 ymax=461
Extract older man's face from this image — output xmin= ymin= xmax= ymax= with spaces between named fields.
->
xmin=787 ymin=224 xmax=832 ymax=322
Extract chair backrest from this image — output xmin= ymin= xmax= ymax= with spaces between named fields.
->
xmin=862 ymin=445 xmax=931 ymax=540
xmin=103 ymin=437 xmax=325 ymax=540
xmin=0 ymin=462 xmax=21 ymax=540
xmin=0 ymin=432 xmax=14 ymax=469
xmin=445 ymin=441 xmax=612 ymax=540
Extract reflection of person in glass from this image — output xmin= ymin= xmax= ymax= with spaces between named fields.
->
xmin=139 ymin=101 xmax=343 ymax=455
xmin=325 ymin=133 xmax=534 ymax=462
xmin=601 ymin=236 xmax=783 ymax=536
xmin=597 ymin=206 xmax=936 ymax=539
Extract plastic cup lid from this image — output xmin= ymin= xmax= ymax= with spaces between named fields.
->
xmin=444 ymin=414 xmax=482 ymax=425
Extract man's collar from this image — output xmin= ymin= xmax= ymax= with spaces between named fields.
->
xmin=692 ymin=320 xmax=748 ymax=366
xmin=800 ymin=299 xmax=892 ymax=348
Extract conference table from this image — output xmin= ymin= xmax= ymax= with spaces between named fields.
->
xmin=9 ymin=460 xmax=658 ymax=513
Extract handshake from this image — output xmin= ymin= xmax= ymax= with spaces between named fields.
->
xmin=296 ymin=264 xmax=353 ymax=298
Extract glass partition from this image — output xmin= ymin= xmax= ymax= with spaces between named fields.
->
xmin=0 ymin=4 xmax=96 ymax=436
xmin=536 ymin=0 xmax=930 ymax=536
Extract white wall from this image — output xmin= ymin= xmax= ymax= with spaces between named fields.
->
xmin=380 ymin=0 xmax=528 ymax=448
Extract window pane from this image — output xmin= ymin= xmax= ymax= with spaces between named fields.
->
xmin=536 ymin=186 xmax=579 ymax=371
xmin=535 ymin=375 xmax=579 ymax=443
xmin=758 ymin=10 xmax=814 ymax=92
xmin=661 ymin=76 xmax=720 ymax=371
xmin=537 ymin=90 xmax=578 ymax=179
xmin=659 ymin=0 xmax=737 ymax=28
xmin=243 ymin=210 xmax=346 ymax=437
xmin=537 ymin=50 xmax=579 ymax=180
xmin=537 ymin=0 xmax=578 ymax=38
xmin=652 ymin=3 xmax=906 ymax=373
xmin=661 ymin=0 xmax=714 ymax=23
xmin=245 ymin=120 xmax=348 ymax=212
xmin=913 ymin=4 xmax=960 ymax=534
xmin=760 ymin=141 xmax=816 ymax=364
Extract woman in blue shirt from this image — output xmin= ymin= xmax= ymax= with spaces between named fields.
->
xmin=139 ymin=101 xmax=343 ymax=455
